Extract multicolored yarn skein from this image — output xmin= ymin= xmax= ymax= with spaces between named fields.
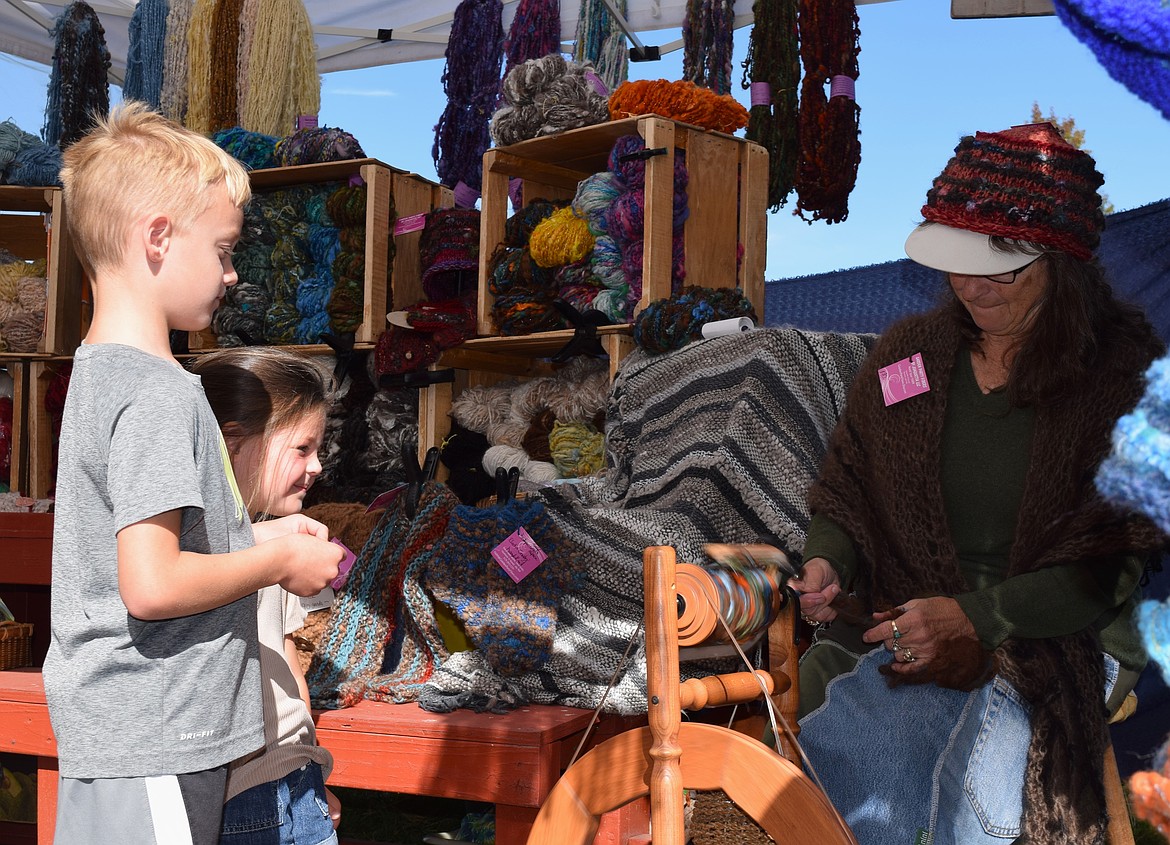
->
xmin=160 ymin=0 xmax=194 ymax=122
xmin=433 ymin=0 xmax=504 ymax=195
xmin=633 ymin=285 xmax=757 ymax=354
xmin=325 ymin=182 xmax=373 ymax=334
xmin=573 ymin=0 xmax=628 ymax=93
xmin=0 ymin=122 xmax=62 ymax=187
xmin=501 ymin=0 xmax=563 ymax=84
xmin=43 ymin=1 xmax=111 ymax=148
xmin=212 ymin=126 xmax=279 ymax=170
xmin=274 ymin=127 xmax=366 ymax=166
xmin=682 ymin=0 xmax=737 ymax=95
xmin=608 ymin=79 xmax=749 ymax=134
xmin=794 ymin=0 xmax=862 ymax=224
xmin=307 ymin=483 xmax=457 ymax=708
xmin=741 ymin=0 xmax=800 ymax=211
xmin=422 ymin=498 xmax=583 ymax=677
xmin=491 ymin=55 xmax=611 ymax=147
xmin=420 ymin=208 xmax=481 ymax=302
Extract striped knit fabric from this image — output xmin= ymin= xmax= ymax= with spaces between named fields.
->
xmin=922 ymin=122 xmax=1105 ymax=260
xmin=307 ymin=483 xmax=457 ymax=708
xmin=420 ymin=327 xmax=875 ymax=714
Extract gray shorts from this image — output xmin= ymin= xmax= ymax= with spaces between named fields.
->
xmin=55 ymin=766 xmax=228 ymax=845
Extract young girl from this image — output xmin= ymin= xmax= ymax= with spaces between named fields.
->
xmin=189 ymin=347 xmax=341 ymax=845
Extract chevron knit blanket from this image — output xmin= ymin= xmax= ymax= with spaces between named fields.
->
xmin=419 ymin=328 xmax=875 ymax=715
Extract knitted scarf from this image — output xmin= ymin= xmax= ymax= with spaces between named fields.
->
xmin=809 ymin=307 xmax=1165 ymax=845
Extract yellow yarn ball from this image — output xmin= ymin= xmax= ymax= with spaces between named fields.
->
xmin=549 ymin=420 xmax=605 ymax=478
xmin=528 ymin=206 xmax=595 ymax=269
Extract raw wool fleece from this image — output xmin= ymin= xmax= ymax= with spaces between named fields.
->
xmin=809 ymin=308 xmax=1165 ymax=845
xmin=420 ymin=328 xmax=874 ymax=713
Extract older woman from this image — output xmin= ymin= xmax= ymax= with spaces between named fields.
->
xmin=791 ymin=123 xmax=1165 ymax=845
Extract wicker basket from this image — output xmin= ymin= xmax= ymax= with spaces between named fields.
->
xmin=0 ymin=621 xmax=33 ymax=670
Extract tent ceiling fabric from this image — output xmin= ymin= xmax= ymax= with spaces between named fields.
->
xmin=1 ymin=0 xmax=895 ymax=77
xmin=2 ymin=0 xmax=696 ymax=76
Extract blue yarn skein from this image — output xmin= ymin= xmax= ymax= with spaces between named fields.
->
xmin=123 ymin=0 xmax=169 ymax=109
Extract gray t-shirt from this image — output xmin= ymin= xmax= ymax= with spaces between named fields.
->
xmin=44 ymin=343 xmax=264 ymax=778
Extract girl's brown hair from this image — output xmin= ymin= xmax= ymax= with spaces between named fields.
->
xmin=188 ymin=347 xmax=332 ymax=511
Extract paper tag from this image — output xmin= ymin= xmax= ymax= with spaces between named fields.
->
xmin=914 ymin=828 xmax=934 ymax=845
xmin=453 ymin=181 xmax=480 ymax=208
xmin=330 ymin=538 xmax=357 ymax=591
xmin=348 ymin=173 xmax=365 ymax=188
xmin=366 ymin=484 xmax=407 ymax=513
xmin=300 ymin=586 xmax=336 ymax=613
xmin=491 ymin=527 xmax=548 ymax=584
xmin=879 ymin=353 xmax=931 ymax=406
xmin=296 ymin=114 xmax=319 ymax=131
xmin=393 ymin=212 xmax=428 ymax=236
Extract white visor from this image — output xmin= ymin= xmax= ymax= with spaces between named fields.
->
xmin=904 ymin=222 xmax=1044 ymax=275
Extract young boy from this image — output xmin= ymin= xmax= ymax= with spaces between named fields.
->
xmin=43 ymin=102 xmax=344 ymax=845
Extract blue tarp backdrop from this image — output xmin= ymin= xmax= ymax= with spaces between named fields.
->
xmin=765 ymin=197 xmax=1170 ymax=341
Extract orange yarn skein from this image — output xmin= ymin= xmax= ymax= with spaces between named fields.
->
xmin=608 ymin=79 xmax=749 ymax=134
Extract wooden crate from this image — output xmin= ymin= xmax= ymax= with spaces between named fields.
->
xmin=417 ymin=328 xmax=635 ymax=476
xmin=477 ymin=116 xmax=768 ymax=336
xmin=25 ymin=360 xmax=70 ymax=500
xmin=190 ymin=158 xmax=453 ymax=350
xmin=0 ymin=186 xmax=85 ymax=357
xmin=3 ymin=361 xmax=29 ymax=495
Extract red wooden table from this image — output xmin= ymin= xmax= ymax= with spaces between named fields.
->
xmin=0 ymin=668 xmax=647 ymax=845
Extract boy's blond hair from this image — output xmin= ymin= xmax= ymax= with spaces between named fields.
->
xmin=59 ymin=100 xmax=251 ymax=278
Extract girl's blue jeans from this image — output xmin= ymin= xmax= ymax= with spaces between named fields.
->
xmin=220 ymin=761 xmax=337 ymax=845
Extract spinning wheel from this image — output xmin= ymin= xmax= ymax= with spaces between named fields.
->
xmin=527 ymin=545 xmax=858 ymax=845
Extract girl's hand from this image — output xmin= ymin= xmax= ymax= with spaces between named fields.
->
xmin=326 ymin=787 xmax=341 ymax=829
xmin=272 ymin=534 xmax=343 ymax=597
xmin=863 ymin=597 xmax=978 ymax=676
xmin=252 ymin=513 xmax=330 ymax=544
xmin=788 ymin=557 xmax=842 ymax=624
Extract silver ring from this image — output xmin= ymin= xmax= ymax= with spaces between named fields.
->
xmin=891 ymin=620 xmax=903 ymax=640
xmin=901 ymin=648 xmax=915 ymax=663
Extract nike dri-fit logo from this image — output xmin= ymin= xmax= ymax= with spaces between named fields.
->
xmin=178 ymin=730 xmax=216 ymax=741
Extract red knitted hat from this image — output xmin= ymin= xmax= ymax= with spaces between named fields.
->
xmin=906 ymin=123 xmax=1106 ymax=270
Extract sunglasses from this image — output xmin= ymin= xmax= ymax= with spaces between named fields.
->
xmin=971 ymin=254 xmax=1045 ymax=284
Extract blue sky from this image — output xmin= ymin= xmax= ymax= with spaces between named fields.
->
xmin=3 ymin=0 xmax=1168 ymax=279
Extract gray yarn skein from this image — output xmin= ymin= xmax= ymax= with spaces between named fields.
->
xmin=490 ymin=55 xmax=610 ymax=147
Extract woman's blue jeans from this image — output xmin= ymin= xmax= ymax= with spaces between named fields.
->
xmin=220 ymin=761 xmax=337 ymax=845
xmin=799 ymin=649 xmax=1118 ymax=845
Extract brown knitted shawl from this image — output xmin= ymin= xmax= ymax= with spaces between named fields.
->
xmin=809 ymin=308 xmax=1164 ymax=845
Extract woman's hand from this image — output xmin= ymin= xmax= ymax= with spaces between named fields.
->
xmin=326 ymin=787 xmax=341 ymax=830
xmin=863 ymin=597 xmax=978 ymax=676
xmin=789 ymin=557 xmax=842 ymax=624
xmin=252 ymin=513 xmax=330 ymax=544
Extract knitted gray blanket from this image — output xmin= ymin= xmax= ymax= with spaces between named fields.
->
xmin=419 ymin=328 xmax=874 ymax=715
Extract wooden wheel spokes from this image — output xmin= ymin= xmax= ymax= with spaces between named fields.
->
xmin=527 ymin=722 xmax=858 ymax=845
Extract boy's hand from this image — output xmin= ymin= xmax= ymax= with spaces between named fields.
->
xmin=251 ymin=514 xmax=330 ymax=544
xmin=326 ymin=787 xmax=341 ymax=829
xmin=272 ymin=534 xmax=344 ymax=597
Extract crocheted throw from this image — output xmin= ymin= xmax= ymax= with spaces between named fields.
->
xmin=420 ymin=328 xmax=874 ymax=714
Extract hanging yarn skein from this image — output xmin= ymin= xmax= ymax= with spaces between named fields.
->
xmin=183 ymin=0 xmax=218 ymax=134
xmin=794 ymin=0 xmax=862 ymax=224
xmin=160 ymin=0 xmax=195 ymax=121
xmin=682 ymin=0 xmax=737 ymax=95
xmin=573 ymin=0 xmax=629 ymax=95
xmin=122 ymin=0 xmax=168 ymax=110
xmin=236 ymin=0 xmax=263 ymax=119
xmin=43 ymin=1 xmax=112 ymax=148
xmin=741 ymin=0 xmax=800 ymax=211
xmin=433 ymin=0 xmax=504 ymax=198
xmin=240 ymin=0 xmax=320 ymax=137
xmin=209 ymin=0 xmax=247 ymax=132
xmin=502 ymin=0 xmax=563 ymax=83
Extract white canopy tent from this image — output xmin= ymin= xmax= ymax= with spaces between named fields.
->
xmin=0 ymin=0 xmax=910 ymax=84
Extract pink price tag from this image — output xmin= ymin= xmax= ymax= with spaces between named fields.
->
xmin=491 ymin=527 xmax=548 ymax=584
xmin=393 ymin=212 xmax=428 ymax=236
xmin=366 ymin=484 xmax=407 ymax=513
xmin=453 ymin=181 xmax=480 ymax=208
xmin=330 ymin=538 xmax=356 ymax=591
xmin=296 ymin=114 xmax=319 ymax=130
xmin=878 ymin=353 xmax=931 ymax=406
